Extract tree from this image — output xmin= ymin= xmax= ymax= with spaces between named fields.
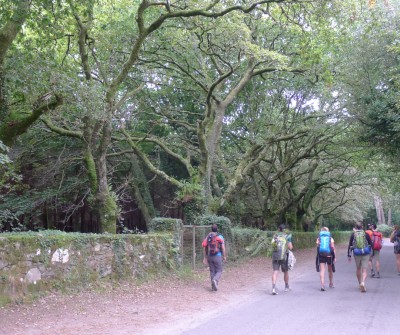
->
xmin=36 ymin=1 xmax=307 ymax=232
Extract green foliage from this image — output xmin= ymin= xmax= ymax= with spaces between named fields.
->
xmin=176 ymin=179 xmax=204 ymax=224
xmin=0 ymin=141 xmax=24 ymax=208
xmin=194 ymin=214 xmax=233 ymax=243
xmin=194 ymin=214 xmax=231 ymax=229
xmin=0 ymin=141 xmax=10 ymax=165
xmin=2 ymin=0 xmax=400 ymax=235
xmin=245 ymin=230 xmax=273 ymax=257
xmin=175 ymin=180 xmax=202 ymax=203
xmin=377 ymin=224 xmax=393 ymax=238
xmin=148 ymin=217 xmax=183 ymax=233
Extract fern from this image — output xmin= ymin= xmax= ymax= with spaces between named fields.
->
xmin=246 ymin=232 xmax=272 ymax=257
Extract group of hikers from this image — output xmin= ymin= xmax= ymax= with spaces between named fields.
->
xmin=202 ymin=222 xmax=400 ymax=294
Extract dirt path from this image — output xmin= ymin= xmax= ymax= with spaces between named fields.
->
xmin=0 ymin=248 xmax=319 ymax=335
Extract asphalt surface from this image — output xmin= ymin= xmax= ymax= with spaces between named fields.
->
xmin=182 ymin=238 xmax=399 ymax=335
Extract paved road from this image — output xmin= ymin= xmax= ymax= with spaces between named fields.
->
xmin=182 ymin=238 xmax=399 ymax=335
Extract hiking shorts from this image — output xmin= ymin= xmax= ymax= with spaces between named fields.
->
xmin=354 ymin=254 xmax=369 ymax=269
xmin=272 ymin=259 xmax=289 ymax=272
xmin=318 ymin=255 xmax=333 ymax=265
xmin=371 ymin=250 xmax=380 ymax=261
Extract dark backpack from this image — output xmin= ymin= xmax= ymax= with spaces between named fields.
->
xmin=207 ymin=232 xmax=221 ymax=255
xmin=272 ymin=234 xmax=288 ymax=261
xmin=394 ymin=233 xmax=400 ymax=253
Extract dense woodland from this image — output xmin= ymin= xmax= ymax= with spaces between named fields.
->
xmin=1 ymin=0 xmax=400 ymax=234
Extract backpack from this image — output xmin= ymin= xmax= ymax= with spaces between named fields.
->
xmin=372 ymin=231 xmax=382 ymax=251
xmin=394 ymin=233 xmax=400 ymax=253
xmin=318 ymin=231 xmax=331 ymax=256
xmin=272 ymin=234 xmax=288 ymax=261
xmin=207 ymin=232 xmax=221 ymax=255
xmin=288 ymin=250 xmax=296 ymax=270
xmin=352 ymin=230 xmax=371 ymax=256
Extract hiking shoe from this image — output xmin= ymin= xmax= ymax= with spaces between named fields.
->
xmin=360 ymin=282 xmax=366 ymax=293
xmin=272 ymin=288 xmax=278 ymax=295
xmin=376 ymin=273 xmax=380 ymax=278
xmin=321 ymin=286 xmax=325 ymax=291
xmin=211 ymin=279 xmax=218 ymax=291
xmin=284 ymin=286 xmax=291 ymax=292
xmin=371 ymin=272 xmax=375 ymax=278
xmin=329 ymin=283 xmax=335 ymax=288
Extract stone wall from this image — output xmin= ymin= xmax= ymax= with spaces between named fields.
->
xmin=0 ymin=231 xmax=177 ymax=306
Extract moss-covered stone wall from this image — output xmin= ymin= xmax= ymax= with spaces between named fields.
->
xmin=0 ymin=231 xmax=177 ymax=306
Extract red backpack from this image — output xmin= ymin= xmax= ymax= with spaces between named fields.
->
xmin=372 ymin=231 xmax=382 ymax=251
xmin=207 ymin=233 xmax=221 ymax=255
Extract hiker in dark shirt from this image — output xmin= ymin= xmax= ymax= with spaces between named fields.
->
xmin=271 ymin=224 xmax=293 ymax=295
xmin=389 ymin=225 xmax=400 ymax=275
xmin=347 ymin=222 xmax=373 ymax=293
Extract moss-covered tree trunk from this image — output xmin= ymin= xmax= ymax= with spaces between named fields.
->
xmin=129 ymin=154 xmax=155 ymax=228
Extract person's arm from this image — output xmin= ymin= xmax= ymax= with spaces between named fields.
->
xmin=331 ymin=238 xmax=336 ymax=262
xmin=202 ymin=239 xmax=208 ymax=265
xmin=286 ymin=234 xmax=293 ymax=251
xmin=390 ymin=230 xmax=395 ymax=243
xmin=366 ymin=233 xmax=373 ymax=248
xmin=221 ymin=243 xmax=227 ymax=261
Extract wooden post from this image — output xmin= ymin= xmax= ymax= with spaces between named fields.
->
xmin=192 ymin=226 xmax=196 ymax=270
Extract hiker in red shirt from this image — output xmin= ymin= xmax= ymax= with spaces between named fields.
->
xmin=202 ymin=224 xmax=227 ymax=291
xmin=368 ymin=224 xmax=383 ymax=278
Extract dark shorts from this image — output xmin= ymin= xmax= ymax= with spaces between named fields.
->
xmin=318 ymin=255 xmax=333 ymax=265
xmin=272 ymin=259 xmax=289 ymax=272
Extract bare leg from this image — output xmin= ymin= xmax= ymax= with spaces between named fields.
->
xmin=361 ymin=267 xmax=368 ymax=283
xmin=356 ymin=266 xmax=362 ymax=284
xmin=327 ymin=264 xmax=334 ymax=286
xmin=396 ymin=254 xmax=400 ymax=273
xmin=369 ymin=256 xmax=374 ymax=276
xmin=272 ymin=270 xmax=278 ymax=285
xmin=375 ymin=258 xmax=380 ymax=274
xmin=319 ymin=263 xmax=326 ymax=288
xmin=283 ymin=270 xmax=289 ymax=286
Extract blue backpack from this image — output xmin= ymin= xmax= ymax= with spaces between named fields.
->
xmin=319 ymin=231 xmax=331 ymax=256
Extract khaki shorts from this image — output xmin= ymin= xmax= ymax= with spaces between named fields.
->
xmin=354 ymin=254 xmax=369 ymax=269
xmin=371 ymin=250 xmax=380 ymax=261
